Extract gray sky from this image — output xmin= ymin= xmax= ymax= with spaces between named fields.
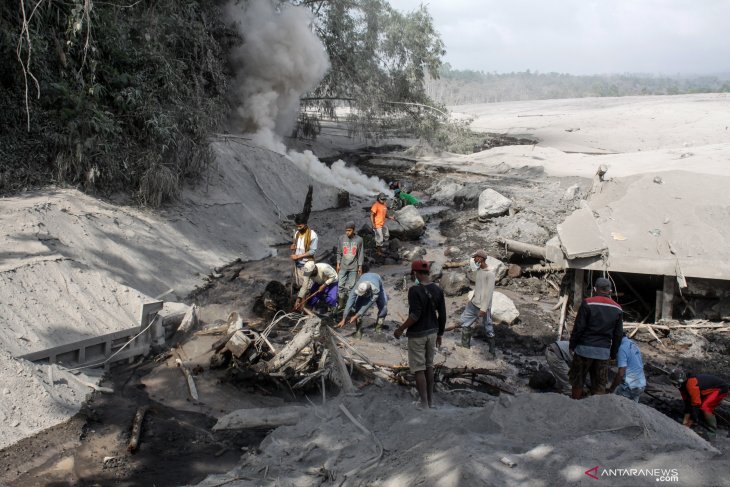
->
xmin=389 ymin=0 xmax=730 ymax=75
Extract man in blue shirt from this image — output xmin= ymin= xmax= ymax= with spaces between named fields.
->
xmin=336 ymin=272 xmax=387 ymax=339
xmin=608 ymin=335 xmax=646 ymax=402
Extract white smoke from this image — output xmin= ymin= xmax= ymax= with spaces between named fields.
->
xmin=226 ymin=0 xmax=389 ymax=197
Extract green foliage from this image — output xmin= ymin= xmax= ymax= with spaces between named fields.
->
xmin=0 ymin=0 xmax=230 ymax=205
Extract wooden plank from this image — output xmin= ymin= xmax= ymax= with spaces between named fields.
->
xmin=661 ymin=275 xmax=675 ymax=321
xmin=573 ymin=269 xmax=585 ymax=306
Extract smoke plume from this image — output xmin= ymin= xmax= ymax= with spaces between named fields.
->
xmin=226 ymin=0 xmax=389 ymax=197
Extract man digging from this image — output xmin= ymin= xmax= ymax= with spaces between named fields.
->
xmin=294 ymin=261 xmax=338 ymax=313
xmin=336 ymin=220 xmax=363 ymax=312
xmin=394 ymin=260 xmax=446 ymax=409
xmin=336 ymin=272 xmax=387 ymax=339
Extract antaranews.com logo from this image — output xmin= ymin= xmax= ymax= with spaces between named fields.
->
xmin=585 ymin=466 xmax=680 ymax=482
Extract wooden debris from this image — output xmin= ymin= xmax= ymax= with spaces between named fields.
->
xmin=225 ymin=330 xmax=252 ymax=358
xmin=557 ymin=294 xmax=569 ymax=339
xmin=128 ymin=405 xmax=149 ymax=453
xmin=442 ymin=260 xmax=468 ymax=269
xmin=175 ymin=356 xmax=199 ymax=401
xmin=497 ymin=237 xmax=546 ymax=259
xmin=323 ymin=327 xmax=355 ymax=393
xmin=521 ymin=263 xmax=564 ymax=273
xmin=212 ymin=406 xmax=307 ymax=431
xmin=265 ymin=317 xmax=319 ymax=372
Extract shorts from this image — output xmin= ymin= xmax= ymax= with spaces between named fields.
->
xmin=568 ymin=353 xmax=608 ymax=392
xmin=407 ymin=333 xmax=437 ymax=373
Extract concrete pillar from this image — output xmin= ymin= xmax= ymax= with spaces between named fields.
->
xmin=661 ymin=275 xmax=675 ymax=321
xmin=573 ymin=269 xmax=585 ymax=305
xmin=655 ymin=290 xmax=663 ymax=323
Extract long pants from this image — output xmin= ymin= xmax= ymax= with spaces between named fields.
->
xmin=545 ymin=346 xmax=572 ymax=394
xmin=307 ymin=282 xmax=339 ymax=308
xmin=460 ymin=301 xmax=493 ymax=337
xmin=374 ymin=225 xmax=389 ymax=247
xmin=338 ymin=268 xmax=358 ymax=297
xmin=615 ymin=384 xmax=644 ymax=402
xmin=701 ymin=390 xmax=728 ymax=414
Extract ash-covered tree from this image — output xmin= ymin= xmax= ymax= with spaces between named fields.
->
xmin=292 ymin=0 xmax=447 ymax=141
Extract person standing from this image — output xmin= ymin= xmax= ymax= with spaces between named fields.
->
xmin=608 ymin=334 xmax=646 ymax=402
xmin=370 ymin=193 xmax=395 ymax=256
xmin=336 ymin=221 xmax=364 ymax=311
xmin=458 ymin=250 xmax=496 ymax=356
xmin=671 ymin=369 xmax=728 ymax=440
xmin=294 ymin=261 xmax=338 ymax=312
xmin=568 ymin=277 xmax=623 ymax=399
xmin=336 ymin=272 xmax=387 ymax=339
xmin=394 ymin=260 xmax=446 ymax=409
xmin=290 ymin=215 xmax=318 ymax=290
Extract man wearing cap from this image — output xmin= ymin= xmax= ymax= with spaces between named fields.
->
xmin=458 ymin=250 xmax=496 ymax=355
xmin=568 ymin=277 xmax=623 ymax=399
xmin=671 ymin=369 xmax=728 ymax=440
xmin=394 ymin=260 xmax=447 ymax=409
xmin=370 ymin=192 xmax=395 ymax=256
xmin=336 ymin=272 xmax=387 ymax=338
xmin=336 ymin=221 xmax=364 ymax=311
xmin=290 ymin=215 xmax=318 ymax=289
xmin=294 ymin=261 xmax=338 ymax=312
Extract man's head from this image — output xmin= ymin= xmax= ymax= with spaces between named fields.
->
xmin=377 ymin=192 xmax=387 ymax=203
xmin=355 ymin=281 xmax=371 ymax=296
xmin=472 ymin=249 xmax=488 ymax=269
xmin=303 ymin=261 xmax=317 ymax=277
xmin=345 ymin=221 xmax=356 ymax=237
xmin=411 ymin=260 xmax=430 ymax=281
xmin=594 ymin=277 xmax=612 ymax=295
xmin=294 ymin=214 xmax=308 ymax=234
xmin=669 ymin=368 xmax=687 ymax=388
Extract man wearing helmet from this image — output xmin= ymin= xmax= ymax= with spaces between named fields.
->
xmin=294 ymin=261 xmax=338 ymax=312
xmin=394 ymin=260 xmax=446 ymax=409
xmin=671 ymin=368 xmax=728 ymax=440
xmin=336 ymin=272 xmax=387 ymax=339
xmin=370 ymin=192 xmax=395 ymax=256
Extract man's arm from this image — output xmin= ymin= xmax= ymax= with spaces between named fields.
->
xmin=308 ymin=233 xmax=318 ymax=257
xmin=356 ymin=237 xmax=365 ymax=268
xmin=610 ymin=343 xmax=628 ymax=392
xmin=436 ymin=291 xmax=447 ymax=340
xmin=336 ymin=236 xmax=343 ymax=268
xmin=569 ymin=301 xmax=589 ymax=351
xmin=609 ymin=368 xmax=626 ymax=393
xmin=394 ymin=288 xmax=422 ymax=338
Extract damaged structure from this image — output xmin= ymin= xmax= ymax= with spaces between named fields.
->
xmin=547 ymin=169 xmax=730 ymax=322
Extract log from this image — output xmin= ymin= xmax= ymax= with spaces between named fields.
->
xmin=175 ymin=357 xmax=199 ymax=401
xmin=557 ymin=294 xmax=569 ymax=339
xmin=212 ymin=406 xmax=307 ymax=431
xmin=442 ymin=260 xmax=468 ymax=269
xmin=323 ymin=327 xmax=355 ymax=393
xmin=128 ymin=406 xmax=149 ymax=453
xmin=497 ymin=238 xmax=546 ymax=259
xmin=265 ymin=317 xmax=320 ymax=372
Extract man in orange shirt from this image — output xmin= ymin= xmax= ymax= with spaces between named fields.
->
xmin=671 ymin=368 xmax=728 ymax=440
xmin=370 ymin=193 xmax=395 ymax=256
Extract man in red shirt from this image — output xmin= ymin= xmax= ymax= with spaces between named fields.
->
xmin=671 ymin=369 xmax=728 ymax=440
xmin=370 ymin=193 xmax=395 ymax=256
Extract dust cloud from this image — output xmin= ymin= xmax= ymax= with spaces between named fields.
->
xmin=226 ymin=0 xmax=389 ymax=197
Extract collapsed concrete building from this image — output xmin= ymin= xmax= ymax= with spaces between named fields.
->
xmin=546 ymin=169 xmax=730 ymax=322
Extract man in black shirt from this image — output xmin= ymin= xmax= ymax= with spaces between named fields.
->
xmin=394 ymin=260 xmax=447 ymax=409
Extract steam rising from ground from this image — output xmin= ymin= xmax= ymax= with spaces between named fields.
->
xmin=226 ymin=0 xmax=389 ymax=196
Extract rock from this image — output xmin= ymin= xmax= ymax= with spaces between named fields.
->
xmin=453 ymin=185 xmax=483 ymax=209
xmin=562 ymin=184 xmax=580 ymax=201
xmin=478 ymin=189 xmax=512 ymax=219
xmin=495 ymin=218 xmax=550 ymax=244
xmin=389 ymin=206 xmax=425 ymax=240
xmin=486 ymin=256 xmax=507 ymax=281
xmin=430 ymin=182 xmax=464 ymax=203
xmin=507 ymin=264 xmax=522 ymax=278
xmin=388 ymin=238 xmax=402 ymax=251
xmin=443 ymin=246 xmax=461 ymax=258
xmin=2 ymin=388 xmax=9 ymax=395
xmin=402 ymin=246 xmax=427 ymax=261
xmin=440 ymin=271 xmax=471 ymax=297
xmin=430 ymin=261 xmax=444 ymax=280
xmin=492 ymin=292 xmax=519 ymax=324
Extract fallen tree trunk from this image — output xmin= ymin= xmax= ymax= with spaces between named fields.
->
xmin=128 ymin=406 xmax=149 ymax=453
xmin=175 ymin=356 xmax=199 ymax=401
xmin=497 ymin=237 xmax=546 ymax=259
xmin=212 ymin=406 xmax=307 ymax=431
xmin=265 ymin=317 xmax=320 ymax=372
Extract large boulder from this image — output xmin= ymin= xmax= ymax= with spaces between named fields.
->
xmin=401 ymin=246 xmax=427 ymax=261
xmin=492 ymin=292 xmax=519 ymax=324
xmin=440 ymin=271 xmax=471 ymax=297
xmin=478 ymin=189 xmax=512 ymax=219
xmin=430 ymin=261 xmax=444 ymax=280
xmin=431 ymin=182 xmax=464 ymax=203
xmin=389 ymin=205 xmax=425 ymax=240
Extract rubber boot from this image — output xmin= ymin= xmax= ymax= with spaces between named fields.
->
xmin=337 ymin=294 xmax=347 ymax=313
xmin=457 ymin=327 xmax=472 ymax=349
xmin=375 ymin=317 xmax=384 ymax=333
xmin=354 ymin=319 xmax=363 ymax=340
xmin=703 ymin=412 xmax=718 ymax=440
xmin=488 ymin=337 xmax=496 ymax=358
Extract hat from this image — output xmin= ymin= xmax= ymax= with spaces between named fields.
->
xmin=303 ymin=261 xmax=317 ymax=276
xmin=355 ymin=282 xmax=371 ymax=296
xmin=669 ymin=368 xmax=687 ymax=387
xmin=345 ymin=221 xmax=356 ymax=230
xmin=472 ymin=249 xmax=489 ymax=260
xmin=377 ymin=192 xmax=387 ymax=202
xmin=411 ymin=260 xmax=430 ymax=273
xmin=594 ymin=277 xmax=612 ymax=290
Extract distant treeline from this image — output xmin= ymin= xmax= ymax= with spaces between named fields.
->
xmin=426 ymin=64 xmax=730 ymax=105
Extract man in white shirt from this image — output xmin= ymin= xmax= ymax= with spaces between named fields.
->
xmin=290 ymin=214 xmax=318 ymax=289
xmin=458 ymin=250 xmax=496 ymax=356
